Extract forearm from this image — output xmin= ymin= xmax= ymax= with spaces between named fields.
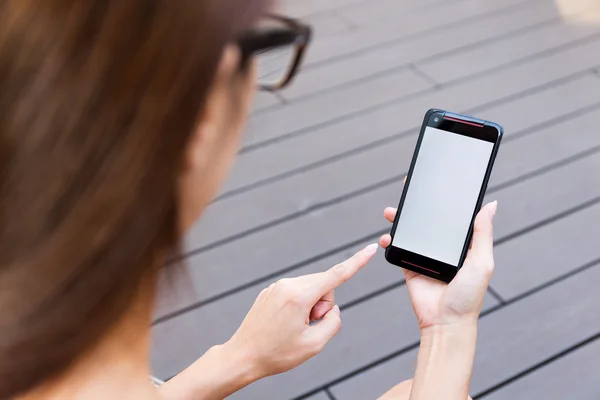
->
xmin=410 ymin=323 xmax=477 ymax=400
xmin=159 ymin=343 xmax=260 ymax=400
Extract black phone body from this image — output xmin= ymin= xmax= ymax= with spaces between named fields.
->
xmin=385 ymin=109 xmax=503 ymax=283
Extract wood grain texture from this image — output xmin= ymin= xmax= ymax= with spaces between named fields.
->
xmin=330 ymin=265 xmax=600 ymax=399
xmin=482 ymin=337 xmax=600 ymax=400
xmin=189 ymin=75 xmax=600 ymax=253
xmin=171 ymin=102 xmax=600 ymax=313
xmin=231 ymin=37 xmax=600 ymax=194
xmin=151 ymin=1 xmax=600 ymax=398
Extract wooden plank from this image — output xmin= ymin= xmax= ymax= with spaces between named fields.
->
xmin=303 ymin=12 xmax=355 ymax=37
xmin=302 ymin=392 xmax=332 ymax=400
xmin=278 ymin=0 xmax=441 ymax=19
xmin=152 ymin=288 xmax=419 ymax=399
xmin=162 ymin=108 xmax=600 ymax=320
xmin=154 ymin=154 xmax=600 ymax=396
xmin=154 ymin=284 xmax=496 ymax=399
xmin=283 ymin=0 xmax=570 ymax=101
xmin=301 ymin=0 xmax=529 ymax=68
xmin=242 ymin=68 xmax=432 ymax=150
xmin=337 ymin=0 xmax=448 ymax=27
xmin=416 ymin=7 xmax=600 ymax=83
xmin=324 ymin=143 xmax=600 ymax=325
xmin=176 ymin=98 xmax=600 ymax=309
xmin=329 ymin=264 xmax=600 ymax=399
xmin=230 ymin=37 xmax=600 ymax=194
xmin=157 ymin=229 xmax=498 ymax=321
xmin=483 ymin=338 xmax=600 ymax=400
xmin=247 ymin=21 xmax=600 ymax=151
xmin=277 ymin=0 xmax=371 ymax=19
xmin=492 ymin=202 xmax=600 ymax=301
xmin=251 ymin=92 xmax=282 ymax=114
xmin=188 ymin=75 xmax=600 ymax=251
xmin=226 ymin=289 xmax=413 ymax=400
xmin=246 ymin=1 xmax=571 ymax=150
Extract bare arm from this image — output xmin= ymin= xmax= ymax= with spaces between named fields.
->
xmin=159 ymin=343 xmax=258 ymax=400
xmin=409 ymin=324 xmax=477 ymax=400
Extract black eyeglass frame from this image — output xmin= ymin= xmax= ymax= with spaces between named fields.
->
xmin=237 ymin=14 xmax=312 ymax=91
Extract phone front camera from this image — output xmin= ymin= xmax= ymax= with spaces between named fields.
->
xmin=434 ymin=117 xmax=440 ymax=123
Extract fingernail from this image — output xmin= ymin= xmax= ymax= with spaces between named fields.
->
xmin=332 ymin=305 xmax=340 ymax=315
xmin=363 ymin=243 xmax=379 ymax=255
xmin=489 ymin=201 xmax=498 ymax=220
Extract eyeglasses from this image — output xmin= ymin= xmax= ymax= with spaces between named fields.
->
xmin=238 ymin=15 xmax=312 ymax=92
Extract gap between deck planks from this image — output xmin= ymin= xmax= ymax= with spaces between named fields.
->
xmin=169 ymin=75 xmax=600 ymax=317
xmin=158 ymin=106 xmax=600 ymax=320
xmin=151 ymin=2 xmax=595 ymax=396
xmin=226 ymin=32 xmax=600 ymax=198
xmin=270 ymin=0 xmax=586 ymax=104
xmin=255 ymin=0 xmax=451 ymax=114
xmin=153 ymin=199 xmax=600 ymax=398
xmin=191 ymin=75 xmax=600 ymax=256
xmin=157 ymin=70 xmax=600 ymax=321
xmin=296 ymin=0 xmax=531 ymax=69
xmin=155 ymin=114 xmax=600 ymax=392
xmin=328 ymin=262 xmax=600 ymax=400
xmin=477 ymin=334 xmax=600 ymax=399
xmin=155 ymin=121 xmax=600 ymax=326
xmin=299 ymin=391 xmax=332 ymax=400
xmin=241 ymin=1 xmax=599 ymax=151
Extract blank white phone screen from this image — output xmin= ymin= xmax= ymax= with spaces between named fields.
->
xmin=392 ymin=126 xmax=494 ymax=266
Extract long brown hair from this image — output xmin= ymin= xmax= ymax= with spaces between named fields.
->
xmin=0 ymin=0 xmax=268 ymax=397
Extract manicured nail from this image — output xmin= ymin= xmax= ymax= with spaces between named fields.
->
xmin=489 ymin=201 xmax=498 ymax=220
xmin=364 ymin=243 xmax=379 ymax=255
xmin=332 ymin=305 xmax=340 ymax=315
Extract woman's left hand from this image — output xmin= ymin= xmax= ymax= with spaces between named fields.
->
xmin=160 ymin=244 xmax=377 ymax=400
xmin=226 ymin=243 xmax=378 ymax=379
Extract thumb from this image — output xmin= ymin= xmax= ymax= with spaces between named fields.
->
xmin=306 ymin=305 xmax=342 ymax=351
xmin=466 ymin=201 xmax=497 ymax=271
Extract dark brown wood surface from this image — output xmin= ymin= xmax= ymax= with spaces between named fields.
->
xmin=151 ymin=1 xmax=600 ymax=398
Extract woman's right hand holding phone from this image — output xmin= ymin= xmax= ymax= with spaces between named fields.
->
xmin=379 ymin=200 xmax=497 ymax=331
xmin=379 ymin=196 xmax=497 ymax=400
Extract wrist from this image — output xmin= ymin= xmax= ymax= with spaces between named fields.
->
xmin=411 ymin=322 xmax=478 ymax=400
xmin=219 ymin=339 xmax=263 ymax=385
xmin=160 ymin=341 xmax=263 ymax=400
xmin=419 ymin=321 xmax=477 ymax=350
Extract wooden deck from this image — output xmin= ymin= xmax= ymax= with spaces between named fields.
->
xmin=150 ymin=1 xmax=600 ymax=398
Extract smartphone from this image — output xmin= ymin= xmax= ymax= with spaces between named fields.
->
xmin=385 ymin=109 xmax=503 ymax=283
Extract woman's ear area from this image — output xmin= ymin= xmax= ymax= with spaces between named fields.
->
xmin=217 ymin=45 xmax=244 ymax=84
xmin=183 ymin=45 xmax=243 ymax=171
xmin=178 ymin=45 xmax=254 ymax=232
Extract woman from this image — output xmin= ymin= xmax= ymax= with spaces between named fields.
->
xmin=0 ymin=1 xmax=494 ymax=399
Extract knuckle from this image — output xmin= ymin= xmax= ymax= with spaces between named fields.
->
xmin=475 ymin=261 xmax=494 ymax=280
xmin=306 ymin=336 xmax=326 ymax=355
xmin=482 ymin=257 xmax=495 ymax=274
xmin=273 ymin=278 xmax=292 ymax=293
xmin=470 ymin=251 xmax=494 ymax=273
xmin=288 ymin=293 xmax=305 ymax=306
xmin=273 ymin=278 xmax=303 ymax=304
xmin=275 ymin=277 xmax=291 ymax=288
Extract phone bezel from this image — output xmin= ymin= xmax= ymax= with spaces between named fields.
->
xmin=385 ymin=109 xmax=503 ymax=283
